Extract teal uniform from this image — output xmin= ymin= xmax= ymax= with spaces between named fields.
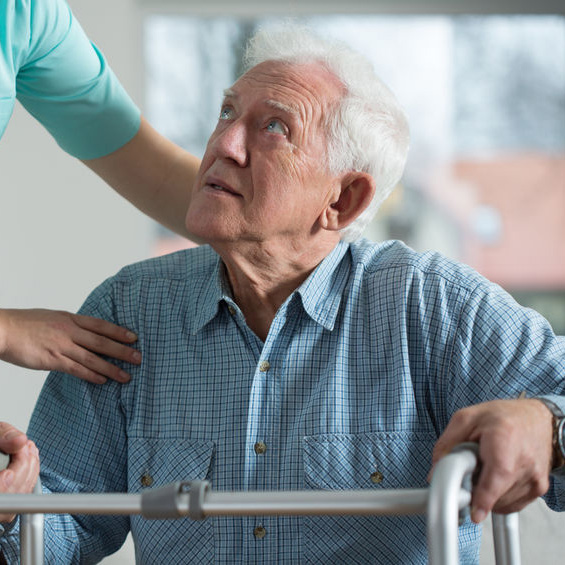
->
xmin=0 ymin=0 xmax=140 ymax=159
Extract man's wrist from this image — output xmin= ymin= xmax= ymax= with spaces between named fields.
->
xmin=535 ymin=397 xmax=565 ymax=472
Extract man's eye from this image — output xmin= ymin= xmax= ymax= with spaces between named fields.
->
xmin=219 ymin=107 xmax=233 ymax=120
xmin=266 ymin=120 xmax=286 ymax=135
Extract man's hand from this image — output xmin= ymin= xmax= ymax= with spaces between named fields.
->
xmin=0 ymin=308 xmax=141 ymax=384
xmin=432 ymin=399 xmax=553 ymax=524
xmin=0 ymin=423 xmax=39 ymax=523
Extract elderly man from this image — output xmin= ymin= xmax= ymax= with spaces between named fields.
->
xmin=1 ymin=26 xmax=564 ymax=564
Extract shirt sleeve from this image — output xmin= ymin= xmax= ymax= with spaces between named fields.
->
xmin=15 ymin=0 xmax=140 ymax=159
xmin=0 ymin=278 xmax=131 ymax=563
xmin=445 ymin=279 xmax=565 ymax=510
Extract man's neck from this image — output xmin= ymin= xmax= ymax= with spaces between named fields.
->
xmin=215 ymin=235 xmax=340 ymax=341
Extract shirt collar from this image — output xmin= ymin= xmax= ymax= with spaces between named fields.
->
xmin=191 ymin=241 xmax=351 ymax=334
xmin=294 ymin=241 xmax=350 ymax=331
xmin=190 ymin=253 xmax=227 ymax=334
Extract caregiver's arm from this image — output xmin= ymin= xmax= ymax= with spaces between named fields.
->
xmin=83 ymin=117 xmax=202 ymax=239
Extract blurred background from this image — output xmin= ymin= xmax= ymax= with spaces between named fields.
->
xmin=0 ymin=0 xmax=563 ymax=563
xmin=149 ymin=12 xmax=565 ymax=333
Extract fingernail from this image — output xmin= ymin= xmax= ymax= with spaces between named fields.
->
xmin=119 ymin=370 xmax=131 ymax=383
xmin=4 ymin=430 xmax=21 ymax=441
xmin=132 ymin=351 xmax=141 ymax=363
xmin=126 ymin=331 xmax=137 ymax=341
xmin=472 ymin=507 xmax=487 ymax=523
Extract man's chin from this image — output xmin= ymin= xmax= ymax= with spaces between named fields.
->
xmin=184 ymin=212 xmax=214 ymax=244
xmin=183 ymin=227 xmax=207 ymax=245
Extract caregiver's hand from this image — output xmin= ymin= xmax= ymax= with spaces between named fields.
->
xmin=0 ymin=308 xmax=141 ymax=384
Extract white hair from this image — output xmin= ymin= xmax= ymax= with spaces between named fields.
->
xmin=244 ymin=25 xmax=410 ymax=242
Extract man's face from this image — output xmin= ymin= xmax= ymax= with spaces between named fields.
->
xmin=185 ymin=61 xmax=344 ymax=249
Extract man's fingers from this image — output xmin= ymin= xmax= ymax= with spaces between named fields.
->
xmin=431 ymin=399 xmax=554 ymax=525
xmin=492 ymin=489 xmax=543 ymax=516
xmin=432 ymin=408 xmax=478 ymax=466
xmin=428 ymin=413 xmax=475 ymax=483
xmin=470 ymin=459 xmax=513 ymax=522
xmin=471 ymin=467 xmax=549 ymax=522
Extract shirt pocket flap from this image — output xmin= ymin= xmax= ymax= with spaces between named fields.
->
xmin=128 ymin=437 xmax=215 ymax=492
xmin=303 ymin=432 xmax=436 ymax=490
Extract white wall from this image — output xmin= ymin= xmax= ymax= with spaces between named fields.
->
xmin=0 ymin=1 xmax=147 ymax=561
xmin=1 ymin=1 xmax=564 ymax=563
xmin=0 ymin=0 xmax=151 ymax=431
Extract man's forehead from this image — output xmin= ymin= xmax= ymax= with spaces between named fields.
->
xmin=224 ymin=60 xmax=342 ymax=115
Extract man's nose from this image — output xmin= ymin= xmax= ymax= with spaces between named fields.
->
xmin=213 ymin=121 xmax=249 ymax=167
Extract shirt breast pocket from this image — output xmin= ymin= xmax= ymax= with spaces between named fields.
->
xmin=301 ymin=432 xmax=437 ymax=565
xmin=303 ymin=431 xmax=436 ymax=490
xmin=128 ymin=437 xmax=216 ymax=564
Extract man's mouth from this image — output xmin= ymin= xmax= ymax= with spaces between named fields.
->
xmin=210 ymin=183 xmax=234 ymax=194
xmin=205 ymin=179 xmax=241 ymax=197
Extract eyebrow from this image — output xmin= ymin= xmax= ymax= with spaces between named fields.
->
xmin=222 ymin=88 xmax=300 ymax=118
xmin=265 ymin=99 xmax=300 ymax=117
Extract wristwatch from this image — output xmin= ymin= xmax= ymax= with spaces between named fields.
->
xmin=536 ymin=398 xmax=565 ymax=471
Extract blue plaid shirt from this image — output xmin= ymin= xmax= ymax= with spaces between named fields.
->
xmin=2 ymin=239 xmax=565 ymax=564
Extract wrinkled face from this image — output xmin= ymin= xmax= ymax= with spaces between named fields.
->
xmin=185 ymin=61 xmax=344 ymax=248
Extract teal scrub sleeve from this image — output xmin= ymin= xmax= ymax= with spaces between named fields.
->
xmin=15 ymin=0 xmax=141 ymax=159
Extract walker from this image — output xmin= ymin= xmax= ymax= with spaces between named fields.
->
xmin=0 ymin=443 xmax=521 ymax=564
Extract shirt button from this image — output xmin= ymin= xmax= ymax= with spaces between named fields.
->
xmin=140 ymin=473 xmax=154 ymax=487
xmin=254 ymin=441 xmax=267 ymax=455
xmin=228 ymin=305 xmax=236 ymax=315
xmin=254 ymin=525 xmax=267 ymax=539
xmin=370 ymin=470 xmax=384 ymax=484
xmin=259 ymin=360 xmax=271 ymax=372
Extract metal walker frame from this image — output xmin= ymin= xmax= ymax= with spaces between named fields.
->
xmin=0 ymin=443 xmax=521 ymax=564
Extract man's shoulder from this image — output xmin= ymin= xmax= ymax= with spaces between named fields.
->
xmin=111 ymin=245 xmax=218 ymax=285
xmin=80 ymin=246 xmax=218 ymax=319
xmin=349 ymin=239 xmax=485 ymax=291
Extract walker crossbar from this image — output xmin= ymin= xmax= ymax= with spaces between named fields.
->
xmin=0 ymin=443 xmax=521 ymax=565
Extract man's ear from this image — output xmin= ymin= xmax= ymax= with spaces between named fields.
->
xmin=321 ymin=172 xmax=376 ymax=232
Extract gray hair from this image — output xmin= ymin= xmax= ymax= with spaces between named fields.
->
xmin=244 ymin=25 xmax=410 ymax=242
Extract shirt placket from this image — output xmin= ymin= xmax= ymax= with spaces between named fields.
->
xmin=243 ymin=312 xmax=286 ymax=563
